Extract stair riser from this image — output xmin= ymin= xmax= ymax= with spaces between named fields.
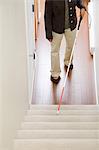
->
xmin=16 ymin=130 xmax=99 ymax=139
xmin=14 ymin=139 xmax=99 ymax=150
xmin=24 ymin=116 xmax=99 ymax=122
xmin=27 ymin=110 xmax=99 ymax=115
xmin=30 ymin=105 xmax=99 ymax=110
xmin=21 ymin=122 xmax=99 ymax=130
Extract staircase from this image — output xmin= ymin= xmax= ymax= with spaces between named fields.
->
xmin=14 ymin=105 xmax=99 ymax=150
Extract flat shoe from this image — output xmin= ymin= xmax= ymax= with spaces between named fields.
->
xmin=50 ymin=75 xmax=61 ymax=84
xmin=64 ymin=63 xmax=73 ymax=70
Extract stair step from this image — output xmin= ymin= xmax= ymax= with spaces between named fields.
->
xmin=30 ymin=105 xmax=99 ymax=110
xmin=14 ymin=139 xmax=99 ymax=150
xmin=14 ymin=105 xmax=99 ymax=150
xmin=27 ymin=109 xmax=99 ymax=115
xmin=21 ymin=122 xmax=99 ymax=130
xmin=24 ymin=115 xmax=99 ymax=122
xmin=16 ymin=130 xmax=99 ymax=139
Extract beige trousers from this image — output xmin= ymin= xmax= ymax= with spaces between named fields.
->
xmin=51 ymin=28 xmax=76 ymax=78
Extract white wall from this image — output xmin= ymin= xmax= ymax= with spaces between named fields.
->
xmin=25 ymin=0 xmax=35 ymax=104
xmin=0 ymin=1 xmax=30 ymax=150
xmin=38 ymin=0 xmax=41 ymax=23
xmin=88 ymin=1 xmax=95 ymax=55
xmin=91 ymin=0 xmax=99 ymax=103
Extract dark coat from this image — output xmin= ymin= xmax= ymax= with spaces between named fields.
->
xmin=44 ymin=0 xmax=83 ymax=39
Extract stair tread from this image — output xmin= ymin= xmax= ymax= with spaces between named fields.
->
xmin=24 ymin=115 xmax=99 ymax=122
xmin=16 ymin=129 xmax=99 ymax=138
xmin=30 ymin=105 xmax=99 ymax=110
xmin=14 ymin=139 xmax=99 ymax=150
xmin=27 ymin=109 xmax=99 ymax=115
xmin=21 ymin=122 xmax=99 ymax=129
xmin=14 ymin=138 xmax=99 ymax=141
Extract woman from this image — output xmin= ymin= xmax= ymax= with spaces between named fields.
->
xmin=44 ymin=0 xmax=87 ymax=83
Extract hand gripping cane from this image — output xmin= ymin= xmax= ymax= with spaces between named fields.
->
xmin=57 ymin=15 xmax=83 ymax=114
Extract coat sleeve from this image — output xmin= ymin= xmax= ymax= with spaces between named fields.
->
xmin=76 ymin=0 xmax=88 ymax=11
xmin=44 ymin=0 xmax=53 ymax=39
xmin=76 ymin=0 xmax=85 ymax=9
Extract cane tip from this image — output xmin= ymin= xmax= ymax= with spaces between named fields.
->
xmin=56 ymin=110 xmax=60 ymax=115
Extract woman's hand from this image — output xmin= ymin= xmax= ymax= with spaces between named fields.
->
xmin=80 ymin=8 xmax=86 ymax=18
xmin=48 ymin=38 xmax=53 ymax=42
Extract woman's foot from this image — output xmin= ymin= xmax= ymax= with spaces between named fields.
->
xmin=50 ymin=75 xmax=61 ymax=84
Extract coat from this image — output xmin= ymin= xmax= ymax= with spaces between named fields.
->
xmin=44 ymin=0 xmax=83 ymax=39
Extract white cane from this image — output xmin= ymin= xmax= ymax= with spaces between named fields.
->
xmin=57 ymin=15 xmax=83 ymax=114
